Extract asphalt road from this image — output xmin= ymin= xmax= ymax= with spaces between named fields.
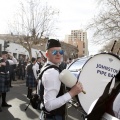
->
xmin=0 ymin=81 xmax=85 ymax=120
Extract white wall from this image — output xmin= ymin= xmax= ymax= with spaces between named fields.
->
xmin=0 ymin=39 xmax=46 ymax=59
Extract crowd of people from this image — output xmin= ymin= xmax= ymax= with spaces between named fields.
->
xmin=0 ymin=51 xmax=44 ymax=112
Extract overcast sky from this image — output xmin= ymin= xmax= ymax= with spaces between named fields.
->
xmin=0 ymin=0 xmax=101 ymax=55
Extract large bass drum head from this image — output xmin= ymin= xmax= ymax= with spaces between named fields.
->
xmin=78 ymin=53 xmax=120 ymax=113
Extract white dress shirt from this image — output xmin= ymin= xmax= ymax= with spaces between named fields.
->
xmin=42 ymin=61 xmax=71 ymax=112
xmin=8 ymin=57 xmax=18 ymax=65
xmin=35 ymin=62 xmax=39 ymax=71
xmin=32 ymin=64 xmax=38 ymax=80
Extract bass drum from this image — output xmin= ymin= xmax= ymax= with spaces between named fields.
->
xmin=78 ymin=53 xmax=120 ymax=114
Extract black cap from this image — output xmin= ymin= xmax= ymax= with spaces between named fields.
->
xmin=46 ymin=39 xmax=61 ymax=50
xmin=31 ymin=57 xmax=36 ymax=62
xmin=2 ymin=51 xmax=8 ymax=55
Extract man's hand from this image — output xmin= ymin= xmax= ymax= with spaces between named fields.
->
xmin=69 ymin=82 xmax=84 ymax=98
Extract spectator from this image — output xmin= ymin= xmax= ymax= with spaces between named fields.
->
xmin=0 ymin=51 xmax=17 ymax=111
xmin=18 ymin=56 xmax=25 ymax=80
xmin=26 ymin=57 xmax=37 ymax=99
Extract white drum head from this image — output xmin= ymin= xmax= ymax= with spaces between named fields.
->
xmin=78 ymin=53 xmax=120 ymax=113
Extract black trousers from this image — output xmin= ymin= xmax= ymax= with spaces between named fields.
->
xmin=2 ymin=92 xmax=7 ymax=104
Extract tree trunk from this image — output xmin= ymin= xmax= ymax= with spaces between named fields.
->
xmin=28 ymin=48 xmax=32 ymax=60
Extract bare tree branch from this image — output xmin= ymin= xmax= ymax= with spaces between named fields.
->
xmin=87 ymin=0 xmax=120 ymax=47
xmin=8 ymin=0 xmax=59 ymax=59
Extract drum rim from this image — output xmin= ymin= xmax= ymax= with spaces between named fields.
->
xmin=68 ymin=57 xmax=84 ymax=70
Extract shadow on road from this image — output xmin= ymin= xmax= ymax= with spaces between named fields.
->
xmin=0 ymin=84 xmax=40 ymax=120
xmin=0 ymin=107 xmax=21 ymax=120
xmin=20 ymin=102 xmax=40 ymax=119
xmin=1 ymin=84 xmax=85 ymax=120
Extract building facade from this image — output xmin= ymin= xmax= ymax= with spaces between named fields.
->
xmin=0 ymin=39 xmax=44 ymax=60
xmin=0 ymin=34 xmax=78 ymax=60
xmin=64 ymin=30 xmax=88 ymax=57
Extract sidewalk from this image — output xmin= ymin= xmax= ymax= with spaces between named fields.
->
xmin=0 ymin=83 xmax=40 ymax=120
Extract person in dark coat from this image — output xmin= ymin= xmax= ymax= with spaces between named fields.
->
xmin=18 ymin=56 xmax=25 ymax=80
xmin=0 ymin=51 xmax=17 ymax=111
xmin=26 ymin=57 xmax=37 ymax=99
xmin=9 ymin=64 xmax=17 ymax=87
xmin=59 ymin=60 xmax=67 ymax=71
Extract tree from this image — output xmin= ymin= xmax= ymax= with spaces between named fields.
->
xmin=9 ymin=0 xmax=59 ymax=59
xmin=87 ymin=0 xmax=120 ymax=47
xmin=99 ymin=40 xmax=120 ymax=55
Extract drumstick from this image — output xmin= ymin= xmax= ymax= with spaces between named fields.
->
xmin=82 ymin=90 xmax=86 ymax=94
xmin=77 ymin=81 xmax=86 ymax=94
xmin=117 ymin=48 xmax=120 ymax=55
xmin=111 ymin=40 xmax=117 ymax=53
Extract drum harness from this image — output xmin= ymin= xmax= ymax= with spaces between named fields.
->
xmin=38 ymin=64 xmax=67 ymax=120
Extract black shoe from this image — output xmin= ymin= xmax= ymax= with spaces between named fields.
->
xmin=10 ymin=86 xmax=13 ymax=87
xmin=2 ymin=103 xmax=12 ymax=107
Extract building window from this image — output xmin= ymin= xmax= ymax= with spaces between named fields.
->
xmin=83 ymin=50 xmax=85 ymax=54
xmin=83 ymin=42 xmax=85 ymax=48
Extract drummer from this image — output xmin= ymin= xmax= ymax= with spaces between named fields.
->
xmin=38 ymin=39 xmax=83 ymax=120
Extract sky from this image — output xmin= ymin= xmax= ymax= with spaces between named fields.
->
xmin=0 ymin=0 xmax=101 ymax=55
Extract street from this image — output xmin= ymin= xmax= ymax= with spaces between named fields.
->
xmin=0 ymin=83 xmax=40 ymax=120
xmin=0 ymin=81 xmax=85 ymax=120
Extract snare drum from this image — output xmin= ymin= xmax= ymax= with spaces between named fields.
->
xmin=77 ymin=53 xmax=120 ymax=114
